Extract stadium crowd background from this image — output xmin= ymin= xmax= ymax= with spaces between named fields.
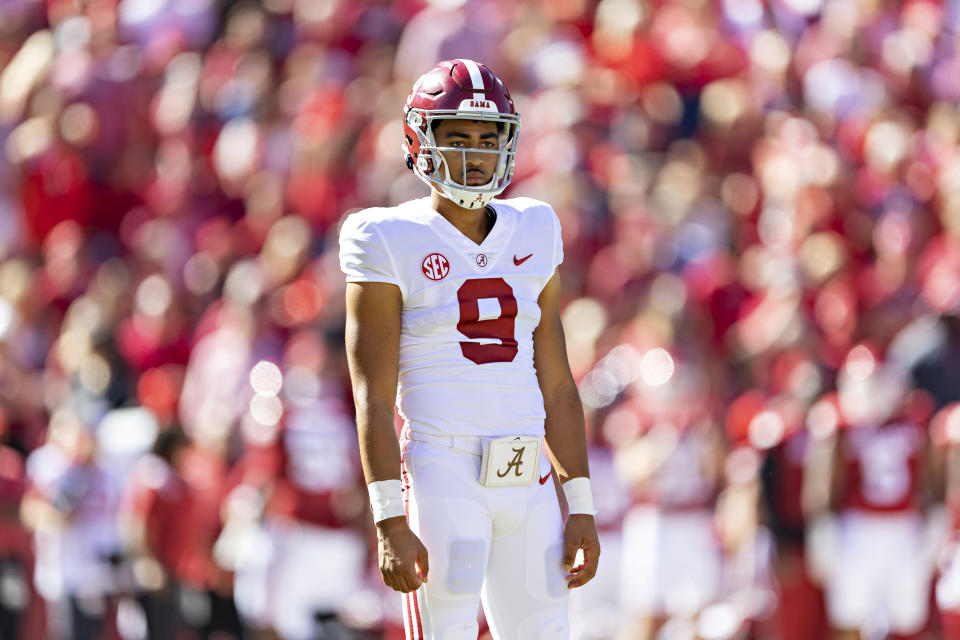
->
xmin=2 ymin=0 xmax=960 ymax=638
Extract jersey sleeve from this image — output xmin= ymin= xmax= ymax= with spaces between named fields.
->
xmin=338 ymin=212 xmax=400 ymax=286
xmin=551 ymin=208 xmax=564 ymax=269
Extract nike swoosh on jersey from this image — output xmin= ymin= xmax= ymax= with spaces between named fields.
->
xmin=513 ymin=253 xmax=533 ymax=265
xmin=539 ymin=472 xmax=551 ymax=485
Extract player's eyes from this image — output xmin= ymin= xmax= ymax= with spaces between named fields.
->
xmin=446 ymin=141 xmax=496 ymax=149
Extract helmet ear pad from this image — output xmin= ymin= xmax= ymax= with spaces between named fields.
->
xmin=416 ymin=149 xmax=437 ymax=176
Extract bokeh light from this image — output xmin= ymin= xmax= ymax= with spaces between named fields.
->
xmin=638 ymin=348 xmax=674 ymax=387
xmin=249 ymin=360 xmax=283 ymax=397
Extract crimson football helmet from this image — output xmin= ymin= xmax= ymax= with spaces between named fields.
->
xmin=402 ymin=59 xmax=521 ymax=209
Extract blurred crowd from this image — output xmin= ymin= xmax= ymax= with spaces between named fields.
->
xmin=2 ymin=0 xmax=960 ymax=639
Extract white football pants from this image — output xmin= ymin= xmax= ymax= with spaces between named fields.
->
xmin=399 ymin=429 xmax=570 ymax=640
xmin=825 ymin=510 xmax=931 ymax=635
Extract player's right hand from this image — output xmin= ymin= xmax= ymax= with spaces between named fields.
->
xmin=376 ymin=516 xmax=429 ymax=592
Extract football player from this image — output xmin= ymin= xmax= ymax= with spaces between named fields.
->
xmin=339 ymin=60 xmax=600 ymax=639
xmin=804 ymin=344 xmax=938 ymax=640
xmin=931 ymin=402 xmax=960 ymax=638
xmin=612 ymin=361 xmax=727 ymax=640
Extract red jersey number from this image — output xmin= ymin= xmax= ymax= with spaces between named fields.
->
xmin=457 ymin=278 xmax=518 ymax=364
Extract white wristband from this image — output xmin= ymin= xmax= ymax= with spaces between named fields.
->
xmin=367 ymin=479 xmax=406 ymax=523
xmin=562 ymin=477 xmax=596 ymax=516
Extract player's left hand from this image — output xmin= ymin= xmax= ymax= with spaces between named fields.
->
xmin=562 ymin=513 xmax=600 ymax=589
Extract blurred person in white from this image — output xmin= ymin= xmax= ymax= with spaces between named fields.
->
xmin=21 ymin=409 xmax=75 ymax=639
xmin=803 ymin=344 xmax=939 ymax=640
xmin=21 ymin=407 xmax=125 ymax=640
xmin=339 ymin=59 xmax=599 ymax=639
xmin=610 ymin=358 xmax=727 ymax=640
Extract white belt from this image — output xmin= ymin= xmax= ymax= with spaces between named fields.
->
xmin=404 ymin=431 xmax=484 ymax=456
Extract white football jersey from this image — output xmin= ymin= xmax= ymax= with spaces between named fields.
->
xmin=339 ymin=196 xmax=563 ymax=438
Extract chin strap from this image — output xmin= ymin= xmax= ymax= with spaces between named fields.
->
xmin=435 ymin=162 xmax=495 ymax=209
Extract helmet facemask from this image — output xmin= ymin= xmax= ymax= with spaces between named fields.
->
xmin=405 ymin=109 xmax=521 ymax=210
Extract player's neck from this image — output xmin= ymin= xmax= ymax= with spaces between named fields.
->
xmin=430 ymin=191 xmax=494 ymax=245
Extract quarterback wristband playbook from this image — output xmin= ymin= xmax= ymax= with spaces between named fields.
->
xmin=368 ymin=479 xmax=406 ymax=523
xmin=562 ymin=477 xmax=596 ymax=515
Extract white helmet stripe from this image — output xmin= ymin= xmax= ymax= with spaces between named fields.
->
xmin=460 ymin=59 xmax=486 ymax=101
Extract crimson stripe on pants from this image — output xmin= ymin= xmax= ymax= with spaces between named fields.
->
xmin=413 ymin=588 xmax=424 ymax=638
xmin=400 ymin=432 xmax=422 ymax=638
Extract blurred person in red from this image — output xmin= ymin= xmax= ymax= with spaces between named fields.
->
xmin=122 ymin=425 xmax=193 ymax=639
xmin=153 ymin=292 xmax=247 ymax=637
xmin=176 ymin=255 xmax=316 ymax=639
xmin=931 ymin=403 xmax=960 ymax=640
xmin=223 ymin=344 xmax=370 ymax=640
xmin=174 ymin=434 xmax=242 ymax=640
xmin=0 ymin=405 xmax=38 ymax=640
xmin=909 ymin=240 xmax=960 ymax=638
xmin=724 ymin=355 xmax=830 ymax=640
xmin=4 ymin=27 xmax=152 ymax=248
xmin=803 ymin=343 xmax=939 ymax=640
xmin=711 ymin=435 xmax=778 ymax=640
xmin=115 ymin=271 xmax=193 ymax=377
xmin=611 ymin=352 xmax=727 ymax=640
xmin=13 ymin=119 xmax=96 ymax=248
xmin=122 ymin=425 xmax=245 ymax=640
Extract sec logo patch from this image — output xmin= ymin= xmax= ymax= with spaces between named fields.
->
xmin=422 ymin=253 xmax=450 ymax=281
